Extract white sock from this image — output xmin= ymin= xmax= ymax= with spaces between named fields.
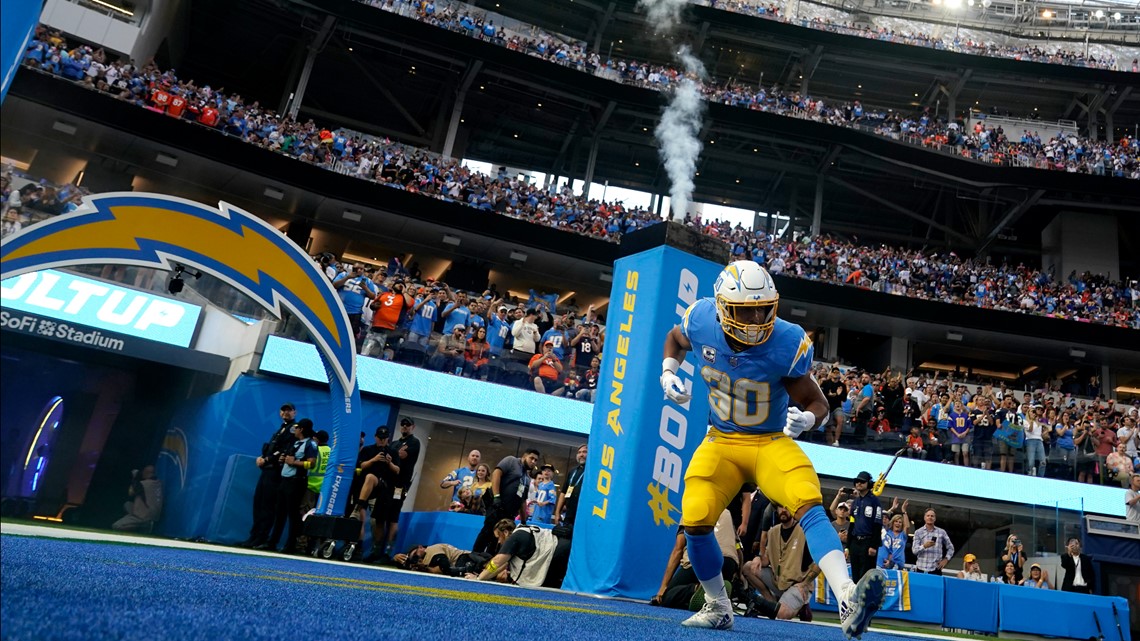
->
xmin=818 ymin=549 xmax=856 ymax=602
xmin=700 ymin=572 xmax=731 ymax=609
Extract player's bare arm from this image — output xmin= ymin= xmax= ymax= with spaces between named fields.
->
xmin=785 ymin=372 xmax=829 ymax=522
xmin=785 ymin=373 xmax=829 ymax=428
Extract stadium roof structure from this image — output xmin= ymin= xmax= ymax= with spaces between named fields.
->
xmin=187 ymin=0 xmax=1140 ymax=265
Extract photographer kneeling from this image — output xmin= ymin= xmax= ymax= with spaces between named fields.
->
xmin=467 ymin=521 xmax=572 ymax=588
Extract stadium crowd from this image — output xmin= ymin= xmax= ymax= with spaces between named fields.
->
xmin=701 ymin=0 xmax=1136 ymax=72
xmin=10 ymin=26 xmax=1140 ymax=330
xmin=364 ymin=0 xmax=1140 ymax=177
xmin=807 ymin=363 xmax=1140 ymax=486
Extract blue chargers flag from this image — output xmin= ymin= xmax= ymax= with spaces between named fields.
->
xmin=1 ymin=0 xmax=39 ymax=104
xmin=563 ymin=245 xmax=722 ymax=599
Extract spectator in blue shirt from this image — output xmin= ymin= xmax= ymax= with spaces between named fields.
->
xmin=877 ymin=503 xmax=910 ymax=570
xmin=336 ymin=265 xmax=379 ymax=348
xmin=531 ymin=465 xmax=557 ymax=524
xmin=408 ymin=288 xmax=442 ymax=346
xmin=1020 ymin=563 xmax=1052 ymax=589
xmin=540 ymin=315 xmax=570 ymax=361
xmin=441 ymin=291 xmax=472 ymax=335
xmin=487 ymin=305 xmax=512 ymax=355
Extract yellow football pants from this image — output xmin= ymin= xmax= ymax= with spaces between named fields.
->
xmin=680 ymin=428 xmax=823 ymax=527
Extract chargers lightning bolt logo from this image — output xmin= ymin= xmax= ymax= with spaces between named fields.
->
xmin=0 ymin=193 xmax=356 ymax=392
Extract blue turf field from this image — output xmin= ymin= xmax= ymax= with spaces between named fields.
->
xmin=0 ymin=532 xmax=920 ymax=641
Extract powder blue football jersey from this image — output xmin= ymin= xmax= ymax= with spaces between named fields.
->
xmin=681 ymin=298 xmax=814 ymax=435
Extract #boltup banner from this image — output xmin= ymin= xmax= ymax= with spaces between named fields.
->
xmin=563 ymin=244 xmax=723 ymax=599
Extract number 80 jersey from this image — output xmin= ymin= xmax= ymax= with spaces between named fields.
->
xmin=680 ymin=297 xmax=814 ymax=435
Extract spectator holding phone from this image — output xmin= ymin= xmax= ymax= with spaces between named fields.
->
xmin=1000 ymin=533 xmax=1025 ymax=575
xmin=529 ymin=341 xmax=564 ymax=394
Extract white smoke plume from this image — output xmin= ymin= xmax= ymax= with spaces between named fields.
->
xmin=636 ymin=0 xmax=687 ymax=34
xmin=654 ymin=45 xmax=707 ymax=221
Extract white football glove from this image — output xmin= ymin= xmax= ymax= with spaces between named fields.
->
xmin=660 ymin=371 xmax=691 ymax=405
xmin=783 ymin=407 xmax=816 ymax=438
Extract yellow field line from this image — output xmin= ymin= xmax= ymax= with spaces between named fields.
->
xmin=169 ymin=566 xmax=660 ymax=620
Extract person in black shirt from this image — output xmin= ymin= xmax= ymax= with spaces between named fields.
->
xmin=900 ymin=392 xmax=921 ymax=433
xmin=970 ymin=397 xmax=995 ymax=470
xmin=350 ymin=427 xmax=399 ymax=561
xmin=994 ymin=397 xmax=1020 ymax=473
xmin=847 ymin=471 xmax=883 ymax=585
xmin=820 ymin=368 xmax=848 ymax=446
xmin=239 ymin=403 xmax=297 ymax=548
xmin=472 ymin=449 xmax=540 ymax=554
xmin=553 ymin=444 xmax=587 ymax=533
xmin=370 ymin=417 xmax=421 ymax=563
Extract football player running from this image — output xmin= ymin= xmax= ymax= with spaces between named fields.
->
xmin=661 ymin=260 xmax=885 ymax=639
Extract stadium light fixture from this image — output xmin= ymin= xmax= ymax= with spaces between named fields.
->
xmin=342 ymin=210 xmax=362 ymax=222
xmin=946 ymin=0 xmax=962 ymax=9
xmin=509 ymin=251 xmax=528 ymax=263
xmin=1069 ymin=348 xmax=1087 ymax=359
xmin=52 ymin=121 xmax=77 ymax=136
xmin=442 ymin=234 xmax=461 ymax=247
xmin=1041 ymin=9 xmax=1053 ymax=18
xmin=1094 ymin=9 xmax=1104 ymax=18
xmin=1113 ymin=12 xmax=1121 ymax=20
xmin=946 ymin=331 xmax=964 ymax=342
xmin=156 ymin=153 xmax=179 ymax=168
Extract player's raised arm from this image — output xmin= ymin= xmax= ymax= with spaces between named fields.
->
xmin=661 ymin=325 xmax=693 ymax=404
xmin=783 ymin=373 xmax=829 ymax=438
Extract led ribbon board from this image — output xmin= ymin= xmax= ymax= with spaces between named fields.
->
xmin=1 ymin=268 xmax=202 ymax=347
xmin=0 ymin=193 xmax=362 ymax=516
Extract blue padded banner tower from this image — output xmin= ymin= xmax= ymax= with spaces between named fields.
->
xmin=564 ymin=225 xmax=726 ymax=599
xmin=1 ymin=0 xmax=39 ymax=104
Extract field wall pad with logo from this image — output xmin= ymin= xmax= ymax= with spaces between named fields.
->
xmin=563 ymin=245 xmax=723 ymax=600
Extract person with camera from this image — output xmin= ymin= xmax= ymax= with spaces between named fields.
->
xmin=510 ymin=308 xmax=541 ymax=365
xmin=569 ymin=322 xmax=601 ymax=378
xmin=262 ymin=418 xmax=318 ymax=553
xmin=348 ymin=427 xmax=399 ymax=559
xmin=370 ymin=417 xmax=422 ymax=563
xmin=529 ymin=341 xmax=563 ymax=394
xmin=820 ymin=367 xmax=848 ymax=447
xmin=362 ymin=278 xmax=412 ymax=359
xmin=1060 ymin=537 xmax=1095 ymax=593
xmin=334 ymin=264 xmax=379 ymax=350
xmin=111 ymin=465 xmax=163 ymax=532
xmin=239 ymin=403 xmax=297 ymax=548
xmin=999 ymin=533 xmax=1025 ymax=576
xmin=407 ymin=286 xmax=443 ymax=347
xmin=472 ymin=449 xmax=540 ymax=554
xmin=468 ymin=519 xmax=572 ymax=588
xmin=395 ymin=537 xmax=498 ymax=577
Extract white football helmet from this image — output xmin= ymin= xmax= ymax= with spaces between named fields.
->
xmin=713 ymin=260 xmax=779 ymax=345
